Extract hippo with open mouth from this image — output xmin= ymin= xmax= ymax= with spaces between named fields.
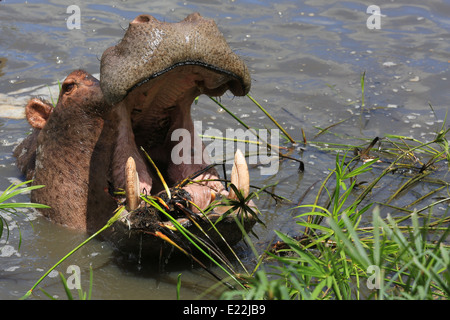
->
xmin=14 ymin=13 xmax=256 ymax=258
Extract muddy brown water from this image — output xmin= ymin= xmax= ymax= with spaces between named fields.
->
xmin=0 ymin=0 xmax=449 ymax=299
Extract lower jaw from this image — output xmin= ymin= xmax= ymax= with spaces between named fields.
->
xmin=107 ymin=150 xmax=256 ymax=257
xmin=107 ymin=199 xmax=257 ymax=259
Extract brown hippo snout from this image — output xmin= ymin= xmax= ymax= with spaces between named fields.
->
xmin=100 ymin=12 xmax=251 ymax=105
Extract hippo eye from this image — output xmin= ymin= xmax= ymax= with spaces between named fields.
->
xmin=62 ymin=82 xmax=76 ymax=94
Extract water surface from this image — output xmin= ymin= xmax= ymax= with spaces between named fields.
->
xmin=0 ymin=0 xmax=449 ymax=299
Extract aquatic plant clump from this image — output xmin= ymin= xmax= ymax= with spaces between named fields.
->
xmin=219 ymin=111 xmax=450 ymax=300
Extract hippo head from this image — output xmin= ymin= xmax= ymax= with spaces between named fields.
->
xmin=100 ymin=13 xmax=250 ymax=200
xmin=14 ymin=13 xmax=255 ymax=257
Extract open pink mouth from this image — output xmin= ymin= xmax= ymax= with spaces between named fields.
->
xmin=99 ymin=13 xmax=256 ymax=249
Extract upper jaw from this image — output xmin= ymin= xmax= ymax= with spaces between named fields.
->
xmin=99 ymin=13 xmax=251 ymax=105
xmin=127 ymin=62 xmax=249 ymax=99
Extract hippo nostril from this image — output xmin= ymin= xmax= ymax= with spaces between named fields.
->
xmin=132 ymin=14 xmax=152 ymax=24
xmin=184 ymin=12 xmax=202 ymax=22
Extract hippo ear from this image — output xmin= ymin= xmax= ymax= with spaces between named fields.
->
xmin=25 ymin=98 xmax=54 ymax=130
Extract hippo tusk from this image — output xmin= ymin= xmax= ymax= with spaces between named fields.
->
xmin=228 ymin=149 xmax=250 ymax=200
xmin=125 ymin=156 xmax=140 ymax=211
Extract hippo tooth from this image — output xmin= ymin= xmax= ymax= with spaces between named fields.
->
xmin=228 ymin=149 xmax=250 ymax=200
xmin=125 ymin=156 xmax=140 ymax=211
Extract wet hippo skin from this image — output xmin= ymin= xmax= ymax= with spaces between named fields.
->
xmin=14 ymin=13 xmax=255 ymax=256
xmin=15 ymin=70 xmax=117 ymax=230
